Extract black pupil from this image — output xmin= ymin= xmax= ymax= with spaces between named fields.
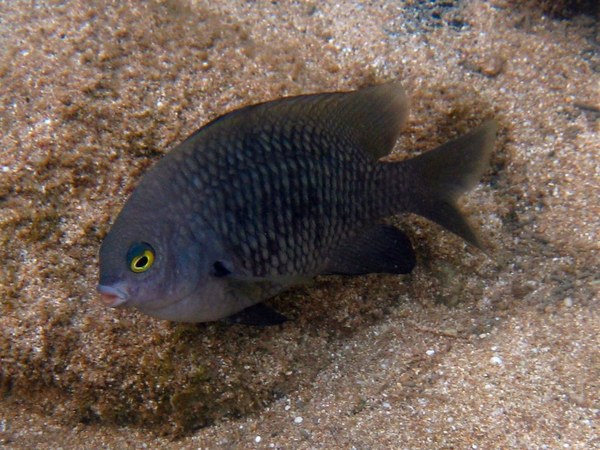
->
xmin=136 ymin=255 xmax=149 ymax=268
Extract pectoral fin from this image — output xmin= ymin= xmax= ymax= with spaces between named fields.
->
xmin=323 ymin=224 xmax=416 ymax=275
xmin=221 ymin=273 xmax=307 ymax=326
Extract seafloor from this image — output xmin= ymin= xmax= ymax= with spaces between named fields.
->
xmin=0 ymin=0 xmax=598 ymax=448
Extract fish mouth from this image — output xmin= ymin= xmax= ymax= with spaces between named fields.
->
xmin=97 ymin=284 xmax=129 ymax=308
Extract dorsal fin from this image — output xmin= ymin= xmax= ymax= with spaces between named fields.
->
xmin=202 ymin=82 xmax=408 ymax=160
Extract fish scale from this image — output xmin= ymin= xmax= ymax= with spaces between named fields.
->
xmin=188 ymin=127 xmax=363 ymax=276
xmin=98 ymin=82 xmax=497 ymax=324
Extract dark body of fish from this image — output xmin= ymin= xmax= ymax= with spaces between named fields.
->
xmin=98 ymin=82 xmax=497 ymax=325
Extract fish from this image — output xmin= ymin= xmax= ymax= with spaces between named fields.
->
xmin=97 ymin=82 xmax=497 ymax=325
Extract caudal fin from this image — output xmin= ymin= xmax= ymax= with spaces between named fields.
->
xmin=401 ymin=120 xmax=498 ymax=250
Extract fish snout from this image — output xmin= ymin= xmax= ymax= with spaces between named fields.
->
xmin=97 ymin=284 xmax=129 ymax=308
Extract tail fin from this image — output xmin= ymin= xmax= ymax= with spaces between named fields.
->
xmin=402 ymin=120 xmax=498 ymax=250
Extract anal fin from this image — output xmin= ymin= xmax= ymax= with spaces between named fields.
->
xmin=323 ymin=224 xmax=416 ymax=275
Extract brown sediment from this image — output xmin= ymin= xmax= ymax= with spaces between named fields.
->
xmin=0 ymin=0 xmax=598 ymax=448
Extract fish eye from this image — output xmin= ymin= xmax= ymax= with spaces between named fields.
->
xmin=127 ymin=242 xmax=155 ymax=273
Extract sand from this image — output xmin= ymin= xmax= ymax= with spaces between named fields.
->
xmin=0 ymin=0 xmax=598 ymax=448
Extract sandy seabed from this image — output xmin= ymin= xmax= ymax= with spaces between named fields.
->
xmin=0 ymin=0 xmax=598 ymax=448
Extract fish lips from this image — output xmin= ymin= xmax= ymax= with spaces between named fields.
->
xmin=97 ymin=283 xmax=129 ymax=308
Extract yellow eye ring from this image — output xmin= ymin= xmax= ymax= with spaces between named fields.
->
xmin=127 ymin=243 xmax=155 ymax=273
